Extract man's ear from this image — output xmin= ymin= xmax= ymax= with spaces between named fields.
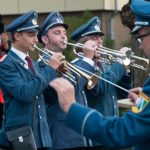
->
xmin=41 ymin=35 xmax=48 ymax=44
xmin=14 ymin=32 xmax=22 ymax=41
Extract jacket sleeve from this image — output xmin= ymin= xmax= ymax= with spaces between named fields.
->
xmin=117 ymin=72 xmax=133 ymax=100
xmin=90 ymin=62 xmax=126 ymax=96
xmin=66 ymin=103 xmax=150 ymax=149
xmin=0 ymin=61 xmax=56 ymax=102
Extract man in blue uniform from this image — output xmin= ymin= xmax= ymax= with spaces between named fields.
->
xmin=50 ymin=0 xmax=150 ymax=150
xmin=38 ymin=12 xmax=96 ymax=150
xmin=0 ymin=10 xmax=64 ymax=150
xmin=71 ymin=16 xmax=132 ymax=117
xmin=71 ymin=16 xmax=132 ymax=149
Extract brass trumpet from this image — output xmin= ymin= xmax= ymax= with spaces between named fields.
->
xmin=65 ymin=41 xmax=149 ymax=71
xmin=98 ymin=46 xmax=149 ymax=71
xmin=34 ymin=45 xmax=98 ymax=89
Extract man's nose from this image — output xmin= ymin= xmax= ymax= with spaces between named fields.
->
xmin=139 ymin=42 xmax=143 ymax=49
xmin=34 ymin=36 xmax=38 ymax=44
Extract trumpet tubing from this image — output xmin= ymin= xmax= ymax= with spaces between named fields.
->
xmin=34 ymin=45 xmax=98 ymax=89
xmin=65 ymin=41 xmax=149 ymax=71
xmin=64 ymin=62 xmax=98 ymax=89
xmin=97 ymin=46 xmax=125 ymax=57
xmin=98 ymin=46 xmax=149 ymax=71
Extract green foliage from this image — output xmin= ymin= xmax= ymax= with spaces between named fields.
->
xmin=64 ymin=10 xmax=94 ymax=61
xmin=30 ymin=43 xmax=43 ymax=60
xmin=65 ymin=10 xmax=93 ymax=40
xmin=103 ymin=35 xmax=115 ymax=49
xmin=121 ymin=40 xmax=132 ymax=48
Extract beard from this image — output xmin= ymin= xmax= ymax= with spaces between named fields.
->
xmin=46 ymin=37 xmax=67 ymax=53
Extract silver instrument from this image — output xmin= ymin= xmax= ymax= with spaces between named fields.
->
xmin=34 ymin=45 xmax=98 ymax=89
xmin=65 ymin=41 xmax=149 ymax=71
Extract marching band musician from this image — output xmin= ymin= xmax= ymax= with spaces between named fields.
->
xmin=70 ymin=16 xmax=132 ymax=149
xmin=71 ymin=16 xmax=132 ymax=116
xmin=50 ymin=0 xmax=150 ymax=150
xmin=0 ymin=10 xmax=61 ymax=150
xmin=38 ymin=11 xmax=96 ymax=150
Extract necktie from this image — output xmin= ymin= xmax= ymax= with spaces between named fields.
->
xmin=0 ymin=89 xmax=4 ymax=104
xmin=25 ymin=56 xmax=35 ymax=74
xmin=96 ymin=61 xmax=103 ymax=73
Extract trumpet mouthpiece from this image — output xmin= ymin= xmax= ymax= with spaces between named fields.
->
xmin=63 ymin=41 xmax=67 ymax=44
xmin=34 ymin=44 xmax=37 ymax=48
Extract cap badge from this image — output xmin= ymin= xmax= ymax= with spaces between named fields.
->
xmin=56 ymin=18 xmax=63 ymax=23
xmin=95 ymin=25 xmax=100 ymax=31
xmin=32 ymin=19 xmax=37 ymax=25
xmin=96 ymin=19 xmax=100 ymax=24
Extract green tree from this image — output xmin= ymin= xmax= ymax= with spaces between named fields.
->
xmin=103 ymin=36 xmax=115 ymax=49
xmin=64 ymin=10 xmax=93 ymax=61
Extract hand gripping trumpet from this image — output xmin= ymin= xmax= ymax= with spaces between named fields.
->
xmin=98 ymin=46 xmax=149 ymax=71
xmin=73 ymin=64 xmax=150 ymax=113
xmin=65 ymin=41 xmax=149 ymax=71
xmin=34 ymin=45 xmax=98 ymax=89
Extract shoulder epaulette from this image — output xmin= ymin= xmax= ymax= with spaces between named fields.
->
xmin=71 ymin=58 xmax=80 ymax=64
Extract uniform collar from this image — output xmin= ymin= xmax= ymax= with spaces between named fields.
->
xmin=8 ymin=49 xmax=29 ymax=71
xmin=11 ymin=46 xmax=28 ymax=64
xmin=8 ymin=48 xmax=36 ymax=75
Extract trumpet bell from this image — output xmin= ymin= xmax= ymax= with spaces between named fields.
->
xmin=65 ymin=41 xmax=149 ymax=71
xmin=65 ymin=62 xmax=98 ymax=89
xmin=87 ymin=73 xmax=99 ymax=89
xmin=35 ymin=45 xmax=98 ymax=89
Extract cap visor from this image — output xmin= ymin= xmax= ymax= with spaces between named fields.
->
xmin=50 ymin=23 xmax=68 ymax=30
xmin=132 ymin=25 xmax=142 ymax=34
xmin=88 ymin=31 xmax=105 ymax=36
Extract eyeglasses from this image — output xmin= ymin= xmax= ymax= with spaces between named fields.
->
xmin=136 ymin=32 xmax=150 ymax=44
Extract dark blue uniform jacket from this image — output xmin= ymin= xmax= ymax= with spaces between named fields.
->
xmin=66 ymin=77 xmax=150 ymax=150
xmin=44 ymin=59 xmax=97 ymax=149
xmin=0 ymin=50 xmax=56 ymax=148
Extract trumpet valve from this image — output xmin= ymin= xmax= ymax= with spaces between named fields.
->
xmin=123 ymin=57 xmax=131 ymax=67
